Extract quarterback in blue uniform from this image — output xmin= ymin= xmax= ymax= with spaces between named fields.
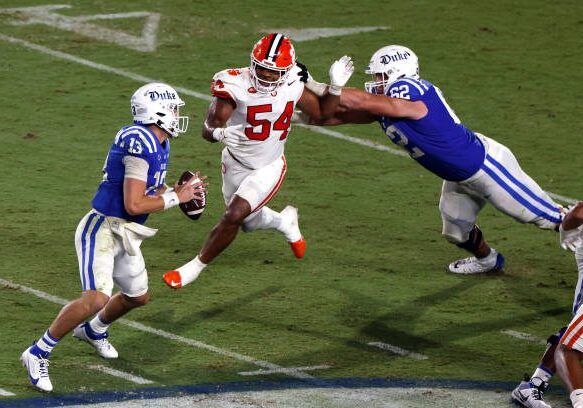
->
xmin=306 ymin=45 xmax=562 ymax=275
xmin=20 ymin=83 xmax=205 ymax=392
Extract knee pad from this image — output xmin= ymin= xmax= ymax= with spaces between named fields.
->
xmin=456 ymin=225 xmax=483 ymax=252
xmin=441 ymin=214 xmax=475 ymax=244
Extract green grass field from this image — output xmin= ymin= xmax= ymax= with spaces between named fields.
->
xmin=1 ymin=0 xmax=582 ymax=406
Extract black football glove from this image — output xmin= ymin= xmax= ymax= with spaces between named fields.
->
xmin=296 ymin=61 xmax=309 ymax=83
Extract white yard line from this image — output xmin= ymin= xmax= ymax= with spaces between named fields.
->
xmin=264 ymin=27 xmax=389 ymax=42
xmin=0 ymin=388 xmax=15 ymax=396
xmin=501 ymin=330 xmax=547 ymax=345
xmin=238 ymin=365 xmax=331 ymax=376
xmin=88 ymin=365 xmax=154 ymax=385
xmin=0 ymin=278 xmax=315 ymax=380
xmin=0 ymin=33 xmax=577 ymax=203
xmin=0 ymin=6 xmax=160 ymax=52
xmin=367 ymin=342 xmax=429 ymax=360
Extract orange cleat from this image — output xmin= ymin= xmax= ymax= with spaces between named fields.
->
xmin=289 ymin=237 xmax=307 ymax=259
xmin=162 ymin=270 xmax=183 ymax=289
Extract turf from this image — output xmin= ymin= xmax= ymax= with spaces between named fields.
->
xmin=0 ymin=0 xmax=582 ymax=403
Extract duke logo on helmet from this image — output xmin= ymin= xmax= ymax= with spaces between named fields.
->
xmin=379 ymin=50 xmax=411 ymax=65
xmin=148 ymin=90 xmax=177 ymax=102
xmin=131 ymin=83 xmax=189 ymax=138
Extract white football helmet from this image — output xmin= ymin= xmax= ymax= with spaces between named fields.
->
xmin=131 ymin=83 xmax=188 ymax=137
xmin=364 ymin=45 xmax=419 ymax=94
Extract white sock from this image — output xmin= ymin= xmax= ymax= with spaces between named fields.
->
xmin=178 ymin=255 xmax=207 ymax=286
xmin=243 ymin=207 xmax=282 ymax=232
xmin=531 ymin=365 xmax=553 ymax=383
xmin=243 ymin=206 xmax=301 ymax=242
xmin=89 ymin=314 xmax=111 ymax=335
xmin=477 ymin=248 xmax=496 ymax=264
xmin=571 ymin=389 xmax=583 ymax=408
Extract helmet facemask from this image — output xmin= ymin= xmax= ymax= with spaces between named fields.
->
xmin=155 ymin=101 xmax=189 ymax=138
xmin=364 ymin=72 xmax=395 ymax=95
xmin=249 ymin=58 xmax=291 ymax=93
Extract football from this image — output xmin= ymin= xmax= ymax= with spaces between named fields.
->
xmin=178 ymin=170 xmax=206 ymax=220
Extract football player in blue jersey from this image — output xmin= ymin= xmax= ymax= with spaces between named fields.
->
xmin=20 ymin=82 xmax=205 ymax=392
xmin=304 ymin=45 xmax=563 ymax=275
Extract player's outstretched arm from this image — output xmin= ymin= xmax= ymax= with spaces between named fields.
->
xmin=340 ymin=87 xmax=428 ymax=120
xmin=296 ymin=56 xmax=354 ymax=121
xmin=202 ymin=97 xmax=235 ymax=143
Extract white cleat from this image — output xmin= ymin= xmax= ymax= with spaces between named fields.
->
xmin=20 ymin=347 xmax=53 ymax=392
xmin=73 ymin=323 xmax=119 ymax=359
xmin=448 ymin=249 xmax=505 ymax=274
xmin=511 ymin=377 xmax=551 ymax=408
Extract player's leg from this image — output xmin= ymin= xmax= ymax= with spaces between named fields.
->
xmin=556 ymin=346 xmax=583 ymax=408
xmin=239 ymin=156 xmax=305 ymax=258
xmin=439 ymin=180 xmax=504 ymax=274
xmin=162 ymin=148 xmax=251 ymax=288
xmin=556 ymin=315 xmax=583 ymax=408
xmin=478 ymin=136 xmax=562 ymax=229
xmin=164 ymin=153 xmax=301 ymax=288
xmin=21 ymin=211 xmax=114 ymax=392
xmin=511 ymin=328 xmax=565 ymax=408
xmin=73 ymin=247 xmax=150 ymax=359
xmin=164 ymin=195 xmax=252 ymax=288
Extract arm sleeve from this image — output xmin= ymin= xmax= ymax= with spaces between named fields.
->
xmin=122 ymin=155 xmax=149 ymax=182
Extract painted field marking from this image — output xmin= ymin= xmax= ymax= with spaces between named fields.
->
xmin=501 ymin=330 xmax=547 ymax=345
xmin=0 ymin=33 xmax=577 ymax=204
xmin=264 ymin=27 xmax=388 ymax=42
xmin=88 ymin=365 xmax=154 ymax=385
xmin=238 ymin=365 xmax=331 ymax=376
xmin=0 ymin=278 xmax=316 ymax=381
xmin=0 ymin=388 xmax=15 ymax=396
xmin=367 ymin=342 xmax=429 ymax=360
xmin=0 ymin=5 xmax=160 ymax=52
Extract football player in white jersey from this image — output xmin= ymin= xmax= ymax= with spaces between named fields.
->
xmin=510 ymin=203 xmax=583 ymax=408
xmin=163 ymin=33 xmax=354 ymax=289
xmin=20 ymin=83 xmax=205 ymax=392
xmin=302 ymin=44 xmax=563 ymax=275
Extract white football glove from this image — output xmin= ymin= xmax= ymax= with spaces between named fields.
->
xmin=328 ymin=55 xmax=354 ymax=95
xmin=212 ymin=124 xmax=245 ymax=143
xmin=560 ymin=224 xmax=583 ymax=252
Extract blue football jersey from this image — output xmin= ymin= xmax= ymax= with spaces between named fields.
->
xmin=378 ymin=77 xmax=485 ymax=181
xmin=91 ymin=125 xmax=170 ymax=224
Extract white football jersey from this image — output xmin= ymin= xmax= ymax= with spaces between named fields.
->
xmin=211 ymin=66 xmax=304 ymax=169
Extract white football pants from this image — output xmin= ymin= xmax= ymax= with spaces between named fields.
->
xmin=439 ymin=134 xmax=561 ymax=244
xmin=74 ymin=210 xmax=150 ymax=297
xmin=221 ymin=147 xmax=287 ymax=223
